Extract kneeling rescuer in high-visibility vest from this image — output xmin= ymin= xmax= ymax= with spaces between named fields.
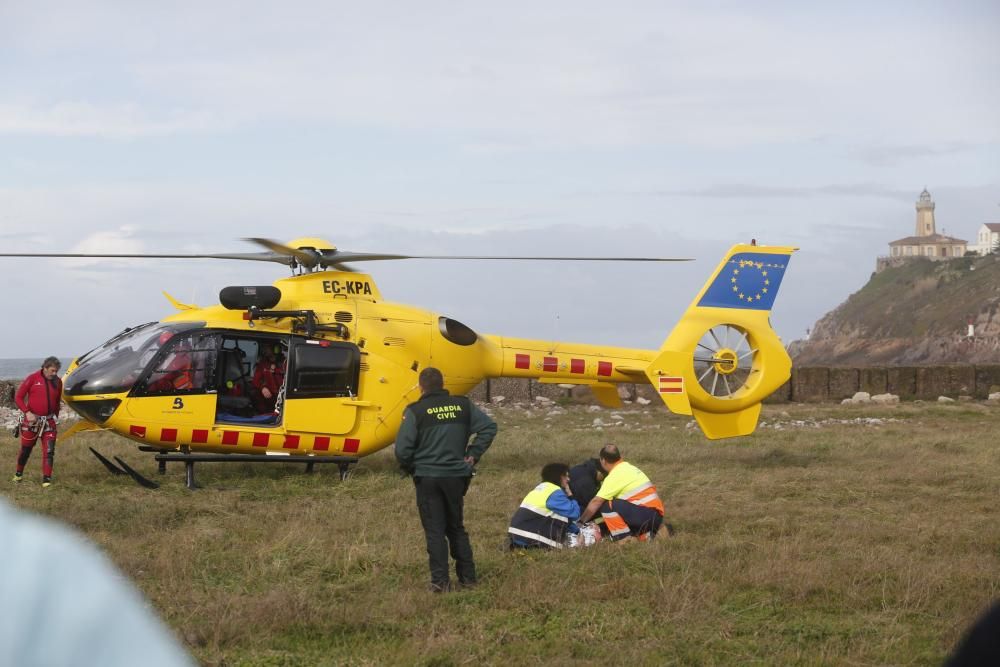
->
xmin=508 ymin=462 xmax=581 ymax=549
xmin=578 ymin=444 xmax=665 ymax=541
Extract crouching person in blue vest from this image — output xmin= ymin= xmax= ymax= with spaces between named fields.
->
xmin=508 ymin=463 xmax=581 ymax=549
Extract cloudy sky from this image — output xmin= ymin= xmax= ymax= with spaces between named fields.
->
xmin=1 ymin=1 xmax=998 ymax=360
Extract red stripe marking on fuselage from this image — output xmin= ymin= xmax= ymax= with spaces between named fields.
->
xmin=222 ymin=431 xmax=239 ymax=446
xmin=343 ymin=438 xmax=360 ymax=453
xmin=161 ymin=428 xmax=177 ymax=442
xmin=314 ymin=436 xmax=331 ymax=452
xmin=283 ymin=435 xmax=300 ymax=450
xmin=252 ymin=433 xmax=269 ymax=448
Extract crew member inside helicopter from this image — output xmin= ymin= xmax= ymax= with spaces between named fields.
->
xmin=217 ymin=345 xmax=254 ymax=418
xmin=214 ymin=338 xmax=287 ymax=424
xmin=251 ymin=343 xmax=286 ymax=414
xmin=146 ymin=333 xmax=195 ymax=394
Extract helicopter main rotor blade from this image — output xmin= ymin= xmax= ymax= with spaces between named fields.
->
xmin=0 ymin=251 xmax=292 ymax=264
xmin=242 ymin=239 xmax=694 ymax=269
xmin=0 ymin=250 xmax=691 ymax=263
xmin=2 ymin=239 xmax=692 ymax=268
xmin=326 ymin=252 xmax=694 ymax=263
xmin=243 ymin=238 xmax=320 ymax=269
xmin=330 ymin=262 xmax=358 ymax=273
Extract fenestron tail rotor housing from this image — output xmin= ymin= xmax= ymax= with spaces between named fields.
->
xmin=693 ymin=324 xmax=760 ymax=399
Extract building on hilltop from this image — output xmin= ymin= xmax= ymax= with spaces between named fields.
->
xmin=876 ymin=189 xmax=968 ymax=272
xmin=969 ymin=223 xmax=1000 ymax=256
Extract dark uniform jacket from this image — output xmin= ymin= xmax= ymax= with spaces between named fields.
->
xmin=394 ymin=389 xmax=497 ymax=478
xmin=568 ymin=458 xmax=603 ymax=512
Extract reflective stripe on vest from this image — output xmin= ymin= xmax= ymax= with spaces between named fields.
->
xmin=508 ymin=482 xmax=567 ymax=548
xmin=520 ymin=482 xmax=567 ymax=521
xmin=621 ymin=481 xmax=664 ymax=513
xmin=610 ymin=464 xmax=665 ymax=515
xmin=601 ymin=510 xmax=631 ymax=537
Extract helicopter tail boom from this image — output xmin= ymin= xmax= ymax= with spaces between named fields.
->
xmin=485 ymin=335 xmax=656 ymax=387
xmin=644 ymin=243 xmax=797 ymax=439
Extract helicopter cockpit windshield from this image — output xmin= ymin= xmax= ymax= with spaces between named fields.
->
xmin=65 ymin=321 xmax=205 ymax=396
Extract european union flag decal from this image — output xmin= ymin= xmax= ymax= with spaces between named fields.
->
xmin=697 ymin=252 xmax=790 ymax=311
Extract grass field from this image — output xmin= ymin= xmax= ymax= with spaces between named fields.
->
xmin=4 ymin=401 xmax=1000 ymax=666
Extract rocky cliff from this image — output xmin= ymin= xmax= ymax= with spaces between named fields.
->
xmin=791 ymin=253 xmax=1000 ymax=366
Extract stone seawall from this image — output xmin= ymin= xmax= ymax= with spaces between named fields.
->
xmin=4 ymin=365 xmax=997 ymax=410
xmin=470 ymin=364 xmax=1000 ymax=405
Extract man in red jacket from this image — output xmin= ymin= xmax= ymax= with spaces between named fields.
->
xmin=13 ymin=357 xmax=63 ymax=487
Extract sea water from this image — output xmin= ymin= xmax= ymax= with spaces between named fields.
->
xmin=0 ymin=358 xmax=72 ymax=380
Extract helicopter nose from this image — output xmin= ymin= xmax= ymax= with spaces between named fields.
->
xmin=68 ymin=397 xmax=122 ymax=424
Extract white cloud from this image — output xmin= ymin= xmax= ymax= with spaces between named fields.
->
xmin=0 ymin=101 xmax=214 ymax=138
xmin=72 ymin=226 xmax=142 ymax=253
xmin=3 ymin=3 xmax=998 ymax=146
xmin=0 ymin=2 xmax=997 ymax=358
xmin=658 ymin=184 xmax=915 ymax=200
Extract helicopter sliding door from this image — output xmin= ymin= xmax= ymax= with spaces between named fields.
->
xmin=214 ymin=335 xmax=288 ymax=425
xmin=283 ymin=340 xmax=362 ymax=437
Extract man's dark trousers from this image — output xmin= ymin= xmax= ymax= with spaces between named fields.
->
xmin=415 ymin=476 xmax=475 ymax=588
xmin=604 ymin=498 xmax=663 ymax=539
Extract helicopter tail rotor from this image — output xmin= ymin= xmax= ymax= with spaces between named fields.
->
xmin=644 ymin=243 xmax=797 ymax=439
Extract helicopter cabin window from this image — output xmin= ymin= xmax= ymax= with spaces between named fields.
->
xmin=215 ymin=336 xmax=288 ymax=425
xmin=140 ymin=331 xmax=219 ymax=396
xmin=66 ymin=321 xmax=205 ymax=397
xmin=287 ymin=342 xmax=360 ymax=399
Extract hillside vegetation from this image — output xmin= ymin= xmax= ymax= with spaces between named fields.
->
xmin=5 ymin=401 xmax=1000 ymax=665
xmin=793 ymin=254 xmax=1000 ymax=365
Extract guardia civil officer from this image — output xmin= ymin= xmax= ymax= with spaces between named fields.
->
xmin=395 ymin=368 xmax=497 ymax=592
xmin=13 ymin=357 xmax=62 ymax=487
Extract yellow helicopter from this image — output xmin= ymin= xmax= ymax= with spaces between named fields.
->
xmin=2 ymin=237 xmax=795 ymax=488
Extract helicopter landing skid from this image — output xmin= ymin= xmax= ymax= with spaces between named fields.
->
xmin=150 ymin=453 xmax=360 ymax=490
xmin=88 ymin=447 xmax=160 ymax=489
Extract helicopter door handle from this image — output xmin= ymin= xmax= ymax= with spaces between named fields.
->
xmin=346 ymin=400 xmax=374 ymax=407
